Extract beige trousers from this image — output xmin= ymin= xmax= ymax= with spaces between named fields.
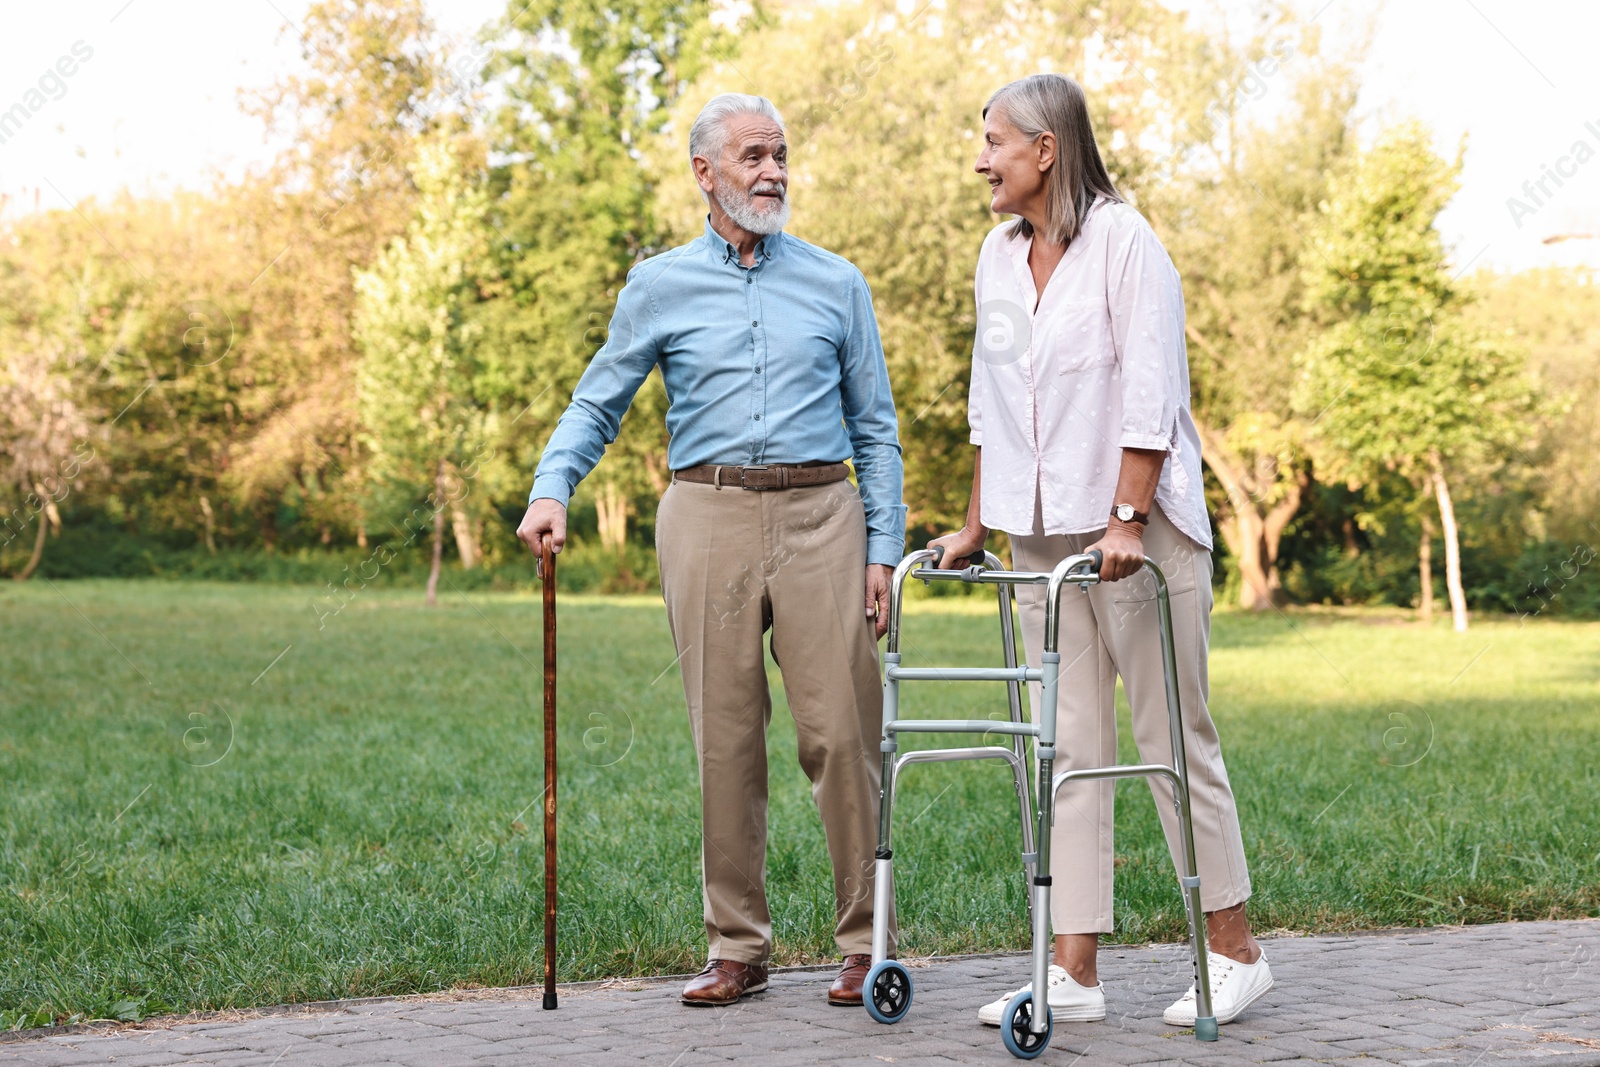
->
xmin=654 ymin=476 xmax=891 ymax=964
xmin=1011 ymin=502 xmax=1252 ymax=933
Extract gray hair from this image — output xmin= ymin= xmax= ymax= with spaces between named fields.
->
xmin=984 ymin=74 xmax=1123 ymax=246
xmin=688 ymin=92 xmax=785 ymax=163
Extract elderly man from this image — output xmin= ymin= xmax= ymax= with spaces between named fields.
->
xmin=516 ymin=92 xmax=905 ymax=1007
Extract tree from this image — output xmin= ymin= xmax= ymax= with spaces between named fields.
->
xmin=480 ymin=0 xmax=728 ymax=550
xmin=1161 ymin=16 xmax=1364 ymax=609
xmin=1464 ymin=268 xmax=1596 ymax=547
xmin=233 ymin=0 xmax=449 ymax=549
xmin=355 ymin=137 xmax=498 ymax=605
xmin=0 ymin=346 xmax=91 ymax=579
xmin=1294 ymin=124 xmax=1538 ymax=631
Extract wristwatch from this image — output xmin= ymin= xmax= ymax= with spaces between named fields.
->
xmin=1112 ymin=503 xmax=1149 ymax=525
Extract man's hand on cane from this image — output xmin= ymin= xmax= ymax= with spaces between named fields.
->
xmin=517 ymin=499 xmax=568 ymax=578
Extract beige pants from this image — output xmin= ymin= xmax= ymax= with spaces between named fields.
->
xmin=654 ymin=476 xmax=891 ymax=964
xmin=1011 ymin=502 xmax=1252 ymax=934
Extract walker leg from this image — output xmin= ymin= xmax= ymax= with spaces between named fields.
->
xmin=865 ymin=651 xmax=914 ymax=1026
xmin=871 ymin=653 xmax=900 ymax=967
xmin=1025 ymin=651 xmax=1062 ymax=1038
xmin=998 ymin=579 xmax=1037 ymax=922
xmin=1176 ymin=789 xmax=1216 ymax=1040
xmin=1149 ymin=564 xmax=1217 ymax=1041
xmin=870 ymin=745 xmax=896 ymax=965
xmin=1028 ymin=762 xmax=1053 ymax=1039
xmin=1012 ymin=754 xmax=1037 ymax=920
xmin=1185 ymin=874 xmax=1217 ymax=1040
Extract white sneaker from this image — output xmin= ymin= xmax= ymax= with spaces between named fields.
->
xmin=977 ymin=964 xmax=1106 ymax=1026
xmin=1162 ymin=951 xmax=1273 ymax=1026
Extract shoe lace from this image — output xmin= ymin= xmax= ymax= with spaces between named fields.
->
xmin=1178 ymin=956 xmax=1236 ymax=1001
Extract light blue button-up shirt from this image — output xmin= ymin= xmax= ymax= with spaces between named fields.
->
xmin=529 ymin=219 xmax=907 ymax=566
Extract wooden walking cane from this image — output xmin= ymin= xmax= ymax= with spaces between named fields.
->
xmin=540 ymin=532 xmax=558 ymax=1010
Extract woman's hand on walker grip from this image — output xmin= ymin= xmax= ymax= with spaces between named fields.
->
xmin=1085 ymin=518 xmax=1145 ymax=582
xmin=928 ymin=525 xmax=989 ymax=570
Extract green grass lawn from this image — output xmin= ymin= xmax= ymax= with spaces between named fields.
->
xmin=2 ymin=578 xmax=1597 ymax=1028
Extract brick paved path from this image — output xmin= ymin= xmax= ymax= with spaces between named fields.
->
xmin=4 ymin=921 xmax=1598 ymax=1066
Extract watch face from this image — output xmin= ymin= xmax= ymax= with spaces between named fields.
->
xmin=1115 ymin=504 xmax=1133 ymax=521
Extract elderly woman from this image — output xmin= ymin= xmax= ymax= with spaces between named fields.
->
xmin=930 ymin=73 xmax=1273 ymax=1028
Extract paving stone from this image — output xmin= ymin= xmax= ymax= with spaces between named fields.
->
xmin=5 ymin=921 xmax=1600 ymax=1066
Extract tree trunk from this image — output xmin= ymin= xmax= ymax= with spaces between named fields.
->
xmin=1418 ymin=510 xmax=1434 ymax=623
xmin=14 ymin=508 xmax=47 ymax=581
xmin=1195 ymin=419 xmax=1307 ymax=611
xmin=641 ymin=451 xmax=670 ymax=495
xmin=1431 ymin=457 xmax=1468 ymax=632
xmin=426 ymin=460 xmax=446 ymax=607
xmin=199 ymin=495 xmax=218 ymax=554
xmin=450 ymin=501 xmax=480 ymax=568
xmin=1219 ymin=505 xmax=1274 ymax=610
xmin=595 ymin=481 xmax=628 ymax=556
xmin=1260 ymin=469 xmax=1306 ymax=597
xmin=259 ymin=502 xmax=277 ymax=551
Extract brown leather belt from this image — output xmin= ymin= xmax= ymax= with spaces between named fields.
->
xmin=673 ymin=462 xmax=849 ymax=491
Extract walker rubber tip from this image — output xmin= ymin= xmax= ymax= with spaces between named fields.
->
xmin=543 ymin=992 xmax=558 ymax=1010
xmin=1194 ymin=1016 xmax=1218 ymax=1041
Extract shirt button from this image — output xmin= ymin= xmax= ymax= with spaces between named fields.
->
xmin=754 ymin=414 xmax=761 ymax=420
xmin=754 ymin=366 xmax=761 ymax=373
xmin=752 ymin=320 xmax=759 ymax=327
xmin=746 ymin=276 xmax=753 ymax=284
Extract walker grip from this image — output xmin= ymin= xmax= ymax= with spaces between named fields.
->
xmin=927 ymin=541 xmax=986 ymax=570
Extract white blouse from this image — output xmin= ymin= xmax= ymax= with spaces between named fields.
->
xmin=967 ymin=200 xmax=1212 ymax=549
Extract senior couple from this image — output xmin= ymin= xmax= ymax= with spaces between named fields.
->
xmin=517 ymin=76 xmax=1273 ymax=1027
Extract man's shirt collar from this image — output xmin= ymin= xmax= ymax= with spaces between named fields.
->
xmin=703 ymin=216 xmax=784 ymax=266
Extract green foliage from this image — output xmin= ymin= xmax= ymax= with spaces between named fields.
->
xmin=1293 ymin=124 xmax=1536 ymax=486
xmin=356 ymin=137 xmax=498 ymax=493
xmin=478 ymin=0 xmax=729 ymax=508
xmin=1464 ymin=268 xmax=1599 ymax=545
xmin=1126 ymin=19 xmax=1365 ymax=607
xmin=15 ymin=515 xmax=650 ymax=593
xmin=0 ymin=0 xmax=1589 ymax=614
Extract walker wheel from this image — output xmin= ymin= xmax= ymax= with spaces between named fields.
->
xmin=1000 ymin=990 xmax=1052 ymax=1059
xmin=862 ymin=960 xmax=913 ymax=1024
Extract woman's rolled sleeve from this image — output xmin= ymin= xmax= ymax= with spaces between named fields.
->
xmin=967 ymin=341 xmax=986 ymax=447
xmin=1108 ymin=219 xmax=1186 ymax=453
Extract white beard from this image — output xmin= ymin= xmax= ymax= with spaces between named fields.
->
xmin=715 ymin=172 xmax=790 ymax=235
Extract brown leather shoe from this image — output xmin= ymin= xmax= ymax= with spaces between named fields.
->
xmin=828 ymin=953 xmax=873 ymax=1006
xmin=681 ymin=959 xmax=769 ymax=1006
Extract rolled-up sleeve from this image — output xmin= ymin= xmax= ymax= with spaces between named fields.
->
xmin=529 ymin=269 xmax=660 ymax=506
xmin=1107 ymin=219 xmax=1187 ymax=453
xmin=967 ymin=264 xmax=985 ymax=447
xmin=839 ymin=270 xmax=907 ymax=567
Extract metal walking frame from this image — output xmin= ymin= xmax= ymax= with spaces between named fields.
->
xmin=861 ymin=547 xmax=1219 ymax=1057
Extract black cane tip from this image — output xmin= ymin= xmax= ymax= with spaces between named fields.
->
xmin=543 ymin=992 xmax=558 ymax=1010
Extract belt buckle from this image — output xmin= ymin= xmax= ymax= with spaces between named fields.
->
xmin=739 ymin=465 xmax=771 ymax=491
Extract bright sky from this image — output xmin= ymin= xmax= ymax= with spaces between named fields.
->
xmin=1 ymin=0 xmax=1596 ymax=274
